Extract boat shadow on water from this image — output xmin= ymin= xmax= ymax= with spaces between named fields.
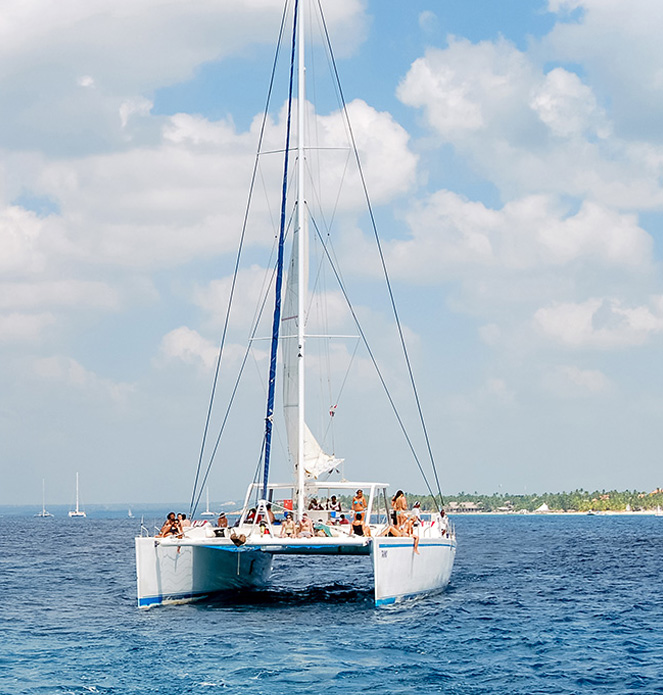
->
xmin=199 ymin=582 xmax=374 ymax=609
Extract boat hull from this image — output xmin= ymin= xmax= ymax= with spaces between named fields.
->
xmin=135 ymin=537 xmax=273 ymax=608
xmin=371 ymin=536 xmax=456 ymax=606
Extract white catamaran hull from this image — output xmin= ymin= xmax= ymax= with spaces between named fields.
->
xmin=371 ymin=536 xmax=457 ymax=606
xmin=135 ymin=537 xmax=273 ymax=608
xmin=136 ymin=531 xmax=455 ymax=608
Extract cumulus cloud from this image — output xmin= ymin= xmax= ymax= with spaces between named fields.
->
xmin=397 ymin=33 xmax=663 ymax=209
xmin=543 ymin=364 xmax=612 ymax=397
xmin=158 ymin=326 xmax=219 ymax=370
xmin=544 ymin=0 xmax=663 ymax=141
xmin=534 ymin=297 xmax=663 ymax=348
xmin=32 ymin=356 xmax=134 ymax=402
xmin=529 ymin=67 xmax=609 ymax=139
xmin=0 ymin=206 xmax=48 ymax=274
xmin=386 ymin=191 xmax=651 ymax=281
xmin=0 ymin=312 xmax=55 ymax=343
xmin=0 ymin=0 xmax=369 ymax=155
xmin=0 ymin=281 xmax=119 ymax=310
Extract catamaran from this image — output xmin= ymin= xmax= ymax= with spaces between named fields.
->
xmin=36 ymin=478 xmax=54 ymax=518
xmin=68 ymin=472 xmax=86 ymax=518
xmin=135 ymin=0 xmax=456 ymax=608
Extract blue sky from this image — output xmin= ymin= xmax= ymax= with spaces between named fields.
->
xmin=2 ymin=0 xmax=663 ymax=508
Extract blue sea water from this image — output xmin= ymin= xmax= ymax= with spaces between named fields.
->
xmin=2 ymin=514 xmax=662 ymax=694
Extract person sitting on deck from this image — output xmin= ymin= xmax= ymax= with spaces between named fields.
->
xmin=307 ymin=498 xmax=323 ymax=511
xmin=327 ymin=495 xmax=342 ymax=512
xmin=158 ymin=512 xmax=181 ymax=537
xmin=351 ymin=512 xmax=371 ymax=537
xmin=401 ymin=515 xmax=420 ymax=554
xmin=379 ymin=523 xmax=404 ymax=538
xmin=178 ymin=513 xmax=192 ymax=530
xmin=314 ymin=519 xmax=333 ymax=537
xmin=266 ymin=503 xmax=276 ymax=524
xmin=297 ymin=513 xmax=314 ymax=538
xmin=280 ymin=512 xmax=296 ymax=538
xmin=338 ymin=514 xmax=350 ymax=526
xmin=217 ymin=512 xmax=228 ymax=528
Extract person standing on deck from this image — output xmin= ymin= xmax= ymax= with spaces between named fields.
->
xmin=391 ymin=490 xmax=408 ymax=527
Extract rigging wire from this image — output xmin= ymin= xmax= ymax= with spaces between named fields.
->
xmin=189 ymin=0 xmax=292 ymax=517
xmin=308 ymin=211 xmax=441 ymax=506
xmin=317 ymin=1 xmax=446 ymax=510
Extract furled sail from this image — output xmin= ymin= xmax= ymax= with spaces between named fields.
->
xmin=282 ymin=216 xmax=342 ymax=479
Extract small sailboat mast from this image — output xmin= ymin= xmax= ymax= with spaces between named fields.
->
xmin=68 ymin=471 xmax=86 ymax=517
xmin=37 ymin=478 xmax=53 ymax=518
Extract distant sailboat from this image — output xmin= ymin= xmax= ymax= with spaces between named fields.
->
xmin=36 ymin=478 xmax=54 ymax=518
xmin=68 ymin=472 xmax=86 ymax=518
xmin=655 ymin=505 xmax=662 ymax=517
xmin=128 ymin=508 xmax=134 ymax=518
xmin=200 ymin=488 xmax=216 ymax=517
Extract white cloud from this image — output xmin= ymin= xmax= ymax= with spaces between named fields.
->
xmin=418 ymin=11 xmax=439 ymax=34
xmin=32 ymin=355 xmax=135 ymax=402
xmin=158 ymin=326 xmax=219 ymax=370
xmin=544 ymin=0 xmax=663 ymax=140
xmin=0 ymin=206 xmax=47 ymax=274
xmin=482 ymin=377 xmax=515 ymax=404
xmin=0 ymin=312 xmax=55 ymax=342
xmin=534 ymin=297 xmax=663 ymax=348
xmin=77 ymin=75 xmax=95 ymax=88
xmin=0 ymin=1 xmax=369 ymax=154
xmin=0 ymin=281 xmax=119 ymax=310
xmin=529 ymin=67 xmax=609 ymax=139
xmin=119 ymin=97 xmax=153 ymax=129
xmin=386 ymin=191 xmax=651 ymax=282
xmin=398 ymin=32 xmax=663 ymax=209
xmin=543 ymin=364 xmax=612 ymax=397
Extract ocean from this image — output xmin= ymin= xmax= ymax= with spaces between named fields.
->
xmin=2 ymin=513 xmax=662 ymax=694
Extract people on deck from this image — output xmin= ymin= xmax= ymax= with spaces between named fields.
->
xmin=280 ymin=512 xmax=296 ymax=538
xmin=327 ymin=495 xmax=342 ymax=512
xmin=401 ymin=515 xmax=420 ymax=554
xmin=178 ymin=513 xmax=192 ymax=529
xmin=338 ymin=514 xmax=350 ymax=526
xmin=297 ymin=513 xmax=314 ymax=538
xmin=391 ymin=490 xmax=408 ymax=526
xmin=158 ymin=512 xmax=181 ymax=537
xmin=351 ymin=512 xmax=370 ymax=536
xmin=266 ymin=503 xmax=276 ymax=524
xmin=307 ymin=498 xmax=323 ymax=511
xmin=352 ymin=490 xmax=367 ymax=515
xmin=217 ymin=512 xmax=228 ymax=528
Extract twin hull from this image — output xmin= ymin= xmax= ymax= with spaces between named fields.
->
xmin=135 ymin=535 xmax=456 ymax=608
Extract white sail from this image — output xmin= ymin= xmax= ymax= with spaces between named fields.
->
xmin=282 ymin=205 xmax=341 ymax=480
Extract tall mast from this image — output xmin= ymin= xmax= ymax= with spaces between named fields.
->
xmin=296 ymin=0 xmax=307 ymax=520
xmin=75 ymin=472 xmax=80 ymax=513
